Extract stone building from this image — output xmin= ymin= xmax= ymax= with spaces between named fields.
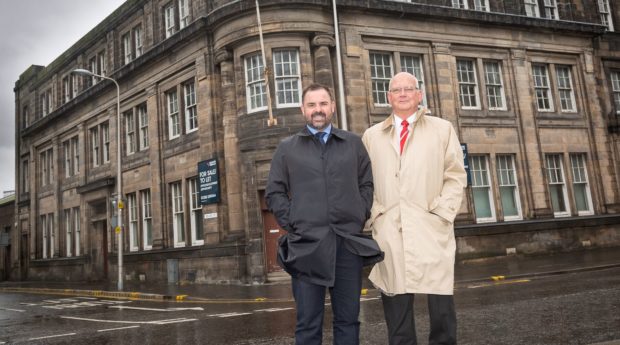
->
xmin=0 ymin=192 xmax=16 ymax=281
xmin=13 ymin=0 xmax=620 ymax=284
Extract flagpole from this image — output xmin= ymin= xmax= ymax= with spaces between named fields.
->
xmin=256 ymin=0 xmax=277 ymax=126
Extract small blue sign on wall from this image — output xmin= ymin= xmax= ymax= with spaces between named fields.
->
xmin=198 ymin=158 xmax=220 ymax=205
xmin=461 ymin=143 xmax=471 ymax=186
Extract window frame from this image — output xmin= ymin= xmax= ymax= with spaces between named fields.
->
xmin=273 ymin=49 xmax=302 ymax=108
xmin=456 ymin=58 xmax=481 ymax=110
xmin=164 ymin=3 xmax=176 ymax=38
xmin=598 ymin=0 xmax=615 ymax=31
xmin=543 ymin=0 xmax=558 ymax=19
xmin=525 ymin=0 xmax=540 ymax=17
xmin=188 ymin=177 xmax=203 ymax=246
xmin=470 ymin=155 xmax=497 ymax=223
xmin=569 ymin=153 xmax=594 ymax=216
xmin=532 ymin=64 xmax=554 ymax=112
xmin=171 ymin=181 xmax=185 ymax=248
xmin=141 ymin=189 xmax=153 ymax=250
xmin=496 ymin=154 xmax=523 ymax=221
xmin=545 ymin=154 xmax=571 ymax=217
xmin=128 ymin=193 xmax=139 ymax=252
xmin=369 ymin=51 xmax=393 ymax=107
xmin=451 ymin=0 xmax=469 ymax=9
xmin=474 ymin=0 xmax=490 ymax=11
xmin=244 ymin=52 xmax=268 ymax=113
xmin=184 ymin=80 xmax=198 ymax=133
xmin=167 ymin=90 xmax=180 ymax=139
xmin=610 ymin=71 xmax=620 ymax=114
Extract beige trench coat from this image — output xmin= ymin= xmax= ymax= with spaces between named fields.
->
xmin=362 ymin=109 xmax=467 ymax=295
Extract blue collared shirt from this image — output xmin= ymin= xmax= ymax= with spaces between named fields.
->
xmin=307 ymin=124 xmax=332 ymax=144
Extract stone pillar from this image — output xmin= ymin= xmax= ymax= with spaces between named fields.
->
xmin=581 ymin=49 xmax=619 ymax=212
xmin=145 ymin=85 xmax=165 ymax=249
xmin=431 ymin=43 xmax=459 ymax=128
xmin=215 ymin=49 xmax=245 ymax=237
xmin=510 ymin=48 xmax=552 ymax=219
xmin=311 ymin=34 xmax=336 ymax=89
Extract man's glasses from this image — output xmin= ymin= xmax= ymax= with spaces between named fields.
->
xmin=389 ymin=87 xmax=417 ymax=94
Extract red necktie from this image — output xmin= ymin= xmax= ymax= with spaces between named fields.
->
xmin=400 ymin=119 xmax=409 ymax=155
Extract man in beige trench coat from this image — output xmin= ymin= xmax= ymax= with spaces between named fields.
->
xmin=362 ymin=72 xmax=467 ymax=345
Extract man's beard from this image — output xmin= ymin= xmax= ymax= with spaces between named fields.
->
xmin=308 ymin=111 xmax=330 ymax=130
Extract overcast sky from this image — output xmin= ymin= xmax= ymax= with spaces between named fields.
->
xmin=0 ymin=0 xmax=127 ymax=195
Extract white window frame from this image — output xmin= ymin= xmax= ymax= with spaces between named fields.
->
xmin=91 ymin=127 xmax=100 ymax=167
xmin=189 ymin=178 xmax=203 ymax=246
xmin=543 ymin=0 xmax=558 ymax=19
xmin=74 ymin=208 xmax=81 ymax=256
xmin=470 ymin=155 xmax=497 ymax=223
xmin=369 ymin=52 xmax=393 ymax=106
xmin=98 ymin=51 xmax=106 ymax=77
xmin=598 ymin=0 xmax=615 ymax=31
xmin=125 ymin=110 xmax=136 ymax=155
xmin=496 ymin=155 xmax=523 ymax=221
xmin=400 ymin=54 xmax=427 ymax=108
xmin=138 ymin=104 xmax=149 ymax=150
xmin=611 ymin=71 xmax=620 ymax=114
xmin=133 ymin=25 xmax=143 ymax=58
xmin=65 ymin=209 xmax=72 ymax=257
xmin=456 ymin=59 xmax=481 ymax=110
xmin=545 ymin=154 xmax=571 ymax=217
xmin=245 ymin=53 xmax=268 ymax=112
xmin=63 ymin=77 xmax=71 ymax=104
xmin=171 ymin=182 xmax=185 ymax=247
xmin=570 ymin=154 xmax=594 ymax=216
xmin=122 ymin=32 xmax=132 ymax=64
xmin=184 ymin=81 xmax=198 ymax=133
xmin=273 ymin=49 xmax=302 ymax=108
xmin=41 ymin=215 xmax=48 ymax=259
xmin=532 ymin=64 xmax=554 ymax=112
xmin=164 ymin=3 xmax=176 ymax=38
xmin=474 ymin=0 xmax=490 ymax=11
xmin=49 ymin=213 xmax=55 ymax=257
xmin=167 ymin=91 xmax=180 ymax=139
xmin=483 ymin=60 xmax=507 ymax=110
xmin=40 ymin=148 xmax=54 ymax=186
xmin=179 ymin=0 xmax=189 ymax=29
xmin=64 ymin=141 xmax=72 ymax=178
xmin=141 ymin=189 xmax=153 ymax=250
xmin=102 ymin=123 xmax=110 ymax=164
xmin=90 ymin=57 xmax=98 ymax=85
xmin=128 ymin=193 xmax=139 ymax=252
xmin=525 ymin=0 xmax=540 ymax=17
xmin=452 ymin=0 xmax=468 ymax=9
xmin=556 ymin=65 xmax=577 ymax=112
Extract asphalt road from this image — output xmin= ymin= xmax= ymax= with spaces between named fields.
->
xmin=1 ymin=266 xmax=619 ymax=344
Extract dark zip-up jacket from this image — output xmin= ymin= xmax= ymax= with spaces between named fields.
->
xmin=266 ymin=127 xmax=383 ymax=287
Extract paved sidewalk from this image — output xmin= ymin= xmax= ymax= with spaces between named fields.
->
xmin=1 ymin=246 xmax=619 ymax=302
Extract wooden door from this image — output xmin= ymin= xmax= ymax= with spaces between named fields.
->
xmin=259 ymin=191 xmax=285 ymax=273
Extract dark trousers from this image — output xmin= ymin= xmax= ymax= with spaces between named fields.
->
xmin=381 ymin=293 xmax=456 ymax=345
xmin=292 ymin=238 xmax=363 ymax=345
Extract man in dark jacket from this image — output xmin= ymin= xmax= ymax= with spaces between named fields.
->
xmin=266 ymin=83 xmax=382 ymax=345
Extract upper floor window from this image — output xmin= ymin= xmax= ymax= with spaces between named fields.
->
xmin=452 ymin=0 xmax=468 ymax=9
xmin=124 ymin=103 xmax=148 ymax=155
xmin=22 ymin=106 xmax=29 ymax=129
xmin=474 ymin=0 xmax=490 ymax=11
xmin=63 ymin=136 xmax=79 ymax=178
xmin=122 ymin=25 xmax=143 ymax=65
xmin=184 ymin=81 xmax=198 ymax=132
xmin=122 ymin=33 xmax=132 ymax=65
xmin=532 ymin=63 xmax=578 ymax=114
xmin=543 ymin=0 xmax=558 ymax=19
xmin=90 ymin=122 xmax=110 ymax=167
xmin=167 ymin=90 xmax=180 ymax=139
xmin=610 ymin=71 xmax=620 ymax=114
xmin=598 ymin=0 xmax=615 ymax=31
xmin=179 ymin=0 xmax=190 ymax=29
xmin=41 ymin=89 xmax=52 ymax=117
xmin=273 ymin=49 xmax=302 ymax=108
xmin=245 ymin=53 xmax=268 ymax=112
xmin=88 ymin=51 xmax=106 ymax=86
xmin=164 ymin=3 xmax=176 ymax=38
xmin=456 ymin=59 xmax=480 ymax=109
xmin=21 ymin=160 xmax=29 ymax=194
xmin=40 ymin=147 xmax=54 ymax=186
xmin=525 ymin=0 xmax=540 ymax=17
xmin=483 ymin=61 xmax=507 ymax=110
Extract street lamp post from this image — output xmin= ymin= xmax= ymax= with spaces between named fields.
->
xmin=72 ymin=69 xmax=124 ymax=291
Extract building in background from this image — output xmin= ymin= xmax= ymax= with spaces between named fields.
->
xmin=0 ymin=191 xmax=15 ymax=281
xmin=13 ymin=0 xmax=620 ymax=284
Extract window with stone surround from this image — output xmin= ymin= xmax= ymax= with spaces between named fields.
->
xmin=166 ymin=79 xmax=197 ymax=139
xmin=598 ymin=0 xmax=615 ymax=31
xmin=456 ymin=59 xmax=480 ymax=109
xmin=124 ymin=109 xmax=136 ymax=155
xmin=167 ymin=90 xmax=180 ymax=139
xmin=189 ymin=177 xmax=203 ymax=246
xmin=455 ymin=57 xmax=508 ymax=112
xmin=525 ymin=0 xmax=540 ymax=17
xmin=496 ymin=154 xmax=522 ymax=220
xmin=63 ymin=136 xmax=79 ymax=178
xmin=245 ymin=52 xmax=268 ymax=113
xmin=273 ymin=49 xmax=302 ymax=108
xmin=545 ymin=154 xmax=570 ymax=217
xmin=171 ymin=181 xmax=185 ymax=247
xmin=124 ymin=103 xmax=149 ymax=154
xmin=452 ymin=0 xmax=468 ymax=9
xmin=610 ymin=71 xmax=620 ymax=114
xmin=128 ymin=193 xmax=139 ymax=252
xmin=141 ymin=189 xmax=153 ymax=250
xmin=368 ymin=51 xmax=428 ymax=108
xmin=543 ymin=0 xmax=558 ymax=19
xmin=163 ymin=0 xmax=190 ymax=39
xmin=89 ymin=122 xmax=110 ymax=168
xmin=40 ymin=213 xmax=55 ymax=259
xmin=532 ymin=63 xmax=578 ymax=114
xmin=570 ymin=153 xmax=594 ymax=215
xmin=21 ymin=160 xmax=29 ymax=194
xmin=40 ymin=89 xmax=52 ymax=118
xmin=164 ymin=3 xmax=176 ymax=38
xmin=470 ymin=155 xmax=496 ymax=222
xmin=64 ymin=208 xmax=80 ymax=257
xmin=474 ymin=0 xmax=490 ymax=11
xmin=40 ymin=147 xmax=54 ymax=187
xmin=184 ymin=81 xmax=198 ymax=132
